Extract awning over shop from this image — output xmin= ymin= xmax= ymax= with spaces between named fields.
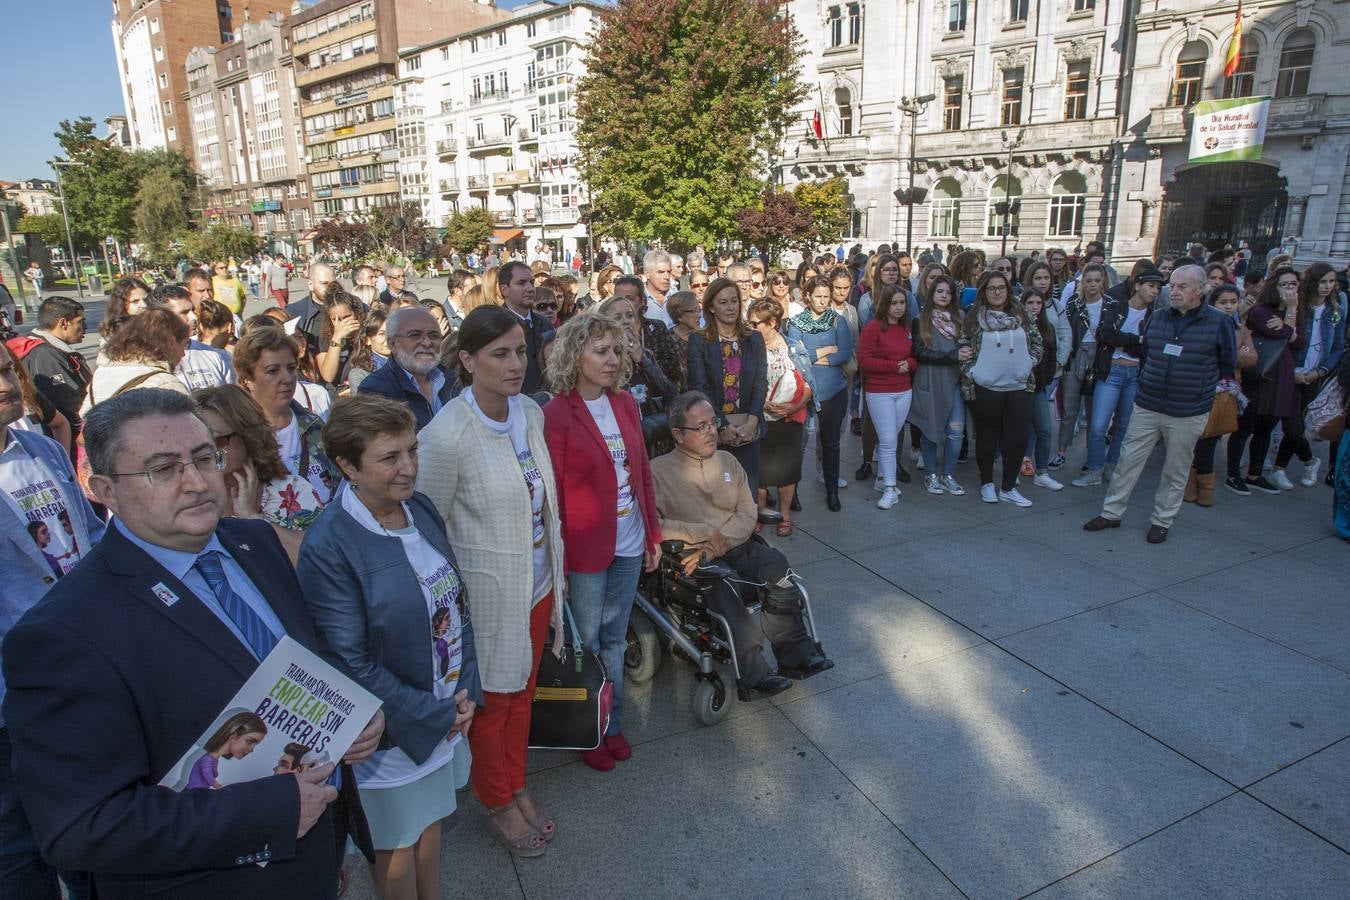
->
xmin=489 ymin=228 xmax=524 ymax=244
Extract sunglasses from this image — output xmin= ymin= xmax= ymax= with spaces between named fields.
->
xmin=691 ymin=281 xmax=709 ymax=288
xmin=535 ymin=302 xmax=559 ymax=312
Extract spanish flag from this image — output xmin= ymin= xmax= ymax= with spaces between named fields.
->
xmin=1224 ymin=3 xmax=1243 ymax=77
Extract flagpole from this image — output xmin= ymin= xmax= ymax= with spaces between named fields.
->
xmin=817 ymin=83 xmax=831 ymax=150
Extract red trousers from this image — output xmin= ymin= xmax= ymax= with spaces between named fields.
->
xmin=270 ymin=288 xmax=289 ymax=307
xmin=469 ymin=594 xmax=551 ymax=807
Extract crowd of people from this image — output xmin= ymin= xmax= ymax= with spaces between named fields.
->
xmin=0 ymin=236 xmax=1346 ymax=899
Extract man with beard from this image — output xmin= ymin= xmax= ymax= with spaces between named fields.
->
xmin=357 ymin=306 xmax=458 ymax=431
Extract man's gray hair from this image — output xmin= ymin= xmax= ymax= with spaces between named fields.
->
xmin=668 ymin=253 xmax=683 ymax=267
xmin=668 ymin=390 xmax=713 ymax=430
xmin=642 ymin=249 xmax=671 ymax=273
xmin=727 ymin=263 xmax=751 ymax=281
xmin=1172 ymin=263 xmax=1206 ymax=288
xmin=83 ymin=388 xmax=202 ymax=476
xmin=384 ymin=264 xmax=404 ymax=276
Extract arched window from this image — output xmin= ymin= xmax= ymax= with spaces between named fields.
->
xmin=1276 ymin=29 xmax=1315 ymax=97
xmin=1170 ymin=40 xmax=1206 ymax=108
xmin=986 ymin=175 xmax=1021 ymax=238
xmin=930 ymin=178 xmax=961 ymax=238
xmin=835 ymin=86 xmax=854 ymax=136
xmin=1047 ymin=172 xmax=1087 ymax=238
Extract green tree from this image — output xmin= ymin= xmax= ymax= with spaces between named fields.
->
xmin=576 ymin=0 xmax=804 ymax=251
xmin=134 ymin=168 xmax=192 ymax=264
xmin=441 ymin=207 xmax=494 ymax=255
xmin=16 ymin=214 xmax=67 ymax=248
xmin=182 ymin=224 xmax=261 ymax=264
xmin=364 ymin=201 xmax=429 ymax=258
xmin=792 ymin=177 xmax=850 ymax=249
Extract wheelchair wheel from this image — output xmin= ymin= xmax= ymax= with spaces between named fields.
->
xmin=624 ymin=609 xmax=661 ymax=684
xmin=692 ymin=674 xmax=732 ymax=726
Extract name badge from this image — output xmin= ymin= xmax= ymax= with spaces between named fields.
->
xmin=151 ymin=582 xmax=180 ymax=607
xmin=1163 ymin=343 xmax=1184 ymax=357
xmin=723 ymin=471 xmax=732 ymax=482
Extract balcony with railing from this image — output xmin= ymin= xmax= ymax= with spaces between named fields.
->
xmin=466 ymin=132 xmax=511 ymax=153
xmin=467 ymin=174 xmax=490 ymax=191
xmin=435 ymin=137 xmax=458 ymax=157
xmin=517 ymin=127 xmax=538 ymax=145
xmin=438 ymin=178 xmax=459 ymax=194
xmin=439 ymin=99 xmax=455 ymax=115
xmin=468 ymin=89 xmax=509 ymax=107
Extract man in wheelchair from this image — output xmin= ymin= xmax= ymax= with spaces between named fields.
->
xmin=650 ymin=391 xmax=834 ymax=698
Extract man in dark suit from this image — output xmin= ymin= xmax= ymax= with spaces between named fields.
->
xmin=497 ymin=260 xmax=555 ymax=395
xmin=1 ymin=388 xmax=382 ymax=900
xmin=357 ymin=306 xmax=458 ymax=430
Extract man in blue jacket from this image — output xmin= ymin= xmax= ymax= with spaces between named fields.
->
xmin=357 ymin=306 xmax=458 ymax=431
xmin=0 ymin=342 xmax=104 ymax=899
xmin=1083 ymin=265 xmax=1236 ymax=543
xmin=2 ymin=388 xmax=383 ymax=899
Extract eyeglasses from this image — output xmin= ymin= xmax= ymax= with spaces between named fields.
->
xmin=1277 ymin=280 xmax=1299 ymax=289
xmin=673 ymin=421 xmax=717 ymax=435
xmin=395 ymin=330 xmax=437 ymax=343
xmin=751 ymin=281 xmax=764 ymax=289
xmin=211 ymin=432 xmax=237 ymax=450
xmin=388 ymin=274 xmax=405 ymax=281
xmin=107 ymin=449 xmax=226 ymax=486
xmin=690 ymin=281 xmax=710 ymax=289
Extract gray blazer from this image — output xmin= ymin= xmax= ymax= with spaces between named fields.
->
xmin=297 ymin=489 xmax=483 ymax=766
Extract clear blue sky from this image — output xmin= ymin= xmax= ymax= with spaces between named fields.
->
xmin=0 ymin=0 xmax=544 ymax=182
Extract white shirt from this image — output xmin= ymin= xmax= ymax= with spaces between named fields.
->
xmin=0 ymin=435 xmax=84 ymax=579
xmin=1113 ymin=307 xmax=1147 ymax=361
xmin=464 ymin=390 xmax=551 ymax=602
xmin=583 ymin=394 xmax=645 ymax=557
xmin=342 ymin=487 xmax=463 ymax=788
xmin=644 ymin=290 xmax=672 ymax=327
xmin=275 ymin=415 xmax=333 ymax=505
xmin=1300 ymin=304 xmax=1327 ymax=373
xmin=176 ymin=340 xmax=236 ymax=391
xmin=1083 ymin=299 xmax=1103 ymax=344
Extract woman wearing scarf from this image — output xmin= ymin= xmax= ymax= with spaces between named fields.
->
xmin=958 ymin=271 xmax=1042 ymax=507
xmin=787 ymin=275 xmax=855 ymax=511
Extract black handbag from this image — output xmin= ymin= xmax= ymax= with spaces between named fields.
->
xmin=528 ymin=603 xmax=614 ymax=751
xmin=1249 ymin=332 xmax=1290 ymax=380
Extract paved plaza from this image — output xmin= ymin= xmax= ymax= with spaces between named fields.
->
xmin=344 ymin=409 xmax=1350 ymax=898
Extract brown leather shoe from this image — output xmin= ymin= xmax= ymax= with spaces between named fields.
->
xmin=1146 ymin=525 xmax=1169 ymax=544
xmin=1083 ymin=516 xmax=1121 ymax=532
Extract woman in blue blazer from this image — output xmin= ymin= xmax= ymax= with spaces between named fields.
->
xmin=298 ymin=394 xmax=483 ymax=896
xmin=686 ymin=277 xmax=768 ymax=492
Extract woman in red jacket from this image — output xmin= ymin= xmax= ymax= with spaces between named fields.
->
xmin=543 ymin=312 xmax=661 ymax=771
xmin=857 ymin=284 xmax=918 ymax=510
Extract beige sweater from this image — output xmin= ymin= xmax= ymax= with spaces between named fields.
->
xmin=80 ymin=361 xmax=188 ymax=416
xmin=649 ymin=449 xmax=756 ymax=554
xmin=416 ymin=393 xmax=565 ymax=693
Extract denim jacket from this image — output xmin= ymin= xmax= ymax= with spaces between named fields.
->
xmin=1300 ymin=297 xmax=1345 ymax=376
xmin=786 ymin=335 xmax=820 ymax=419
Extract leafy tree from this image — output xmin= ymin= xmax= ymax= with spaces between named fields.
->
xmin=16 ymin=214 xmax=67 ymax=248
xmin=792 ymin=177 xmax=850 ymax=249
xmin=312 ymin=219 xmax=372 ymax=262
xmin=364 ymin=201 xmax=429 ymax=257
xmin=576 ymin=0 xmax=804 ymax=251
xmin=734 ymin=190 xmax=813 ymax=265
xmin=181 ymin=224 xmax=261 ymax=265
xmin=133 ymin=168 xmax=191 ymax=264
xmin=441 ymin=207 xmax=494 ymax=255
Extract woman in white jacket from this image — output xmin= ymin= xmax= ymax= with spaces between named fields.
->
xmin=80 ymin=307 xmax=190 ymax=415
xmin=415 ymin=304 xmax=565 ymax=860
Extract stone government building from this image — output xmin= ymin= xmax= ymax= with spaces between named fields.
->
xmin=779 ymin=0 xmax=1348 ymax=265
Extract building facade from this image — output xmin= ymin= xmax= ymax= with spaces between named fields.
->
xmin=112 ymin=0 xmax=292 ymax=157
xmin=289 ymin=0 xmax=508 ymax=221
xmin=779 ymin=0 xmax=1348 ymax=266
xmin=184 ymin=14 xmax=312 ymax=253
xmin=395 ymin=1 xmax=600 ymax=258
xmin=5 ymin=180 xmax=59 ymax=218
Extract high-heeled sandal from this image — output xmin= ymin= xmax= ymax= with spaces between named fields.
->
xmin=514 ymin=790 xmax=556 ymax=842
xmin=775 ymin=519 xmax=794 ymax=537
xmin=486 ymin=804 xmax=548 ymax=857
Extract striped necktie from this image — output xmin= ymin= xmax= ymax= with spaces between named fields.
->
xmin=194 ymin=551 xmax=279 ymax=661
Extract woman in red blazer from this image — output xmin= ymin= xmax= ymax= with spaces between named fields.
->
xmin=543 ymin=312 xmax=661 ymax=772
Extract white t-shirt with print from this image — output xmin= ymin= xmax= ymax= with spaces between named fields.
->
xmin=275 ymin=415 xmax=333 ymax=505
xmin=583 ymin=394 xmax=645 ymax=558
xmin=1112 ymin=307 xmax=1147 ymax=361
xmin=465 ymin=390 xmax=551 ymax=602
xmin=176 ymin=340 xmax=236 ymax=391
xmin=0 ymin=436 xmax=83 ymax=580
xmin=342 ymin=487 xmax=464 ymax=789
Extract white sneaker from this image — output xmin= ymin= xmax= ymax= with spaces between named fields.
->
xmin=980 ymin=483 xmax=998 ymax=503
xmin=874 ymin=474 xmax=886 ymax=493
xmin=1269 ymin=469 xmax=1295 ymax=491
xmin=1072 ymin=470 xmax=1103 ymax=487
xmin=877 ymin=487 xmax=900 ymax=509
xmin=838 ymin=477 xmax=849 ymax=489
xmin=1033 ymin=473 xmax=1064 ymax=491
xmin=943 ymin=476 xmax=966 ymax=496
xmin=1301 ymin=458 xmax=1322 ymax=487
xmin=998 ymin=487 xmax=1034 ymax=507
xmin=924 ymin=474 xmax=944 ymax=495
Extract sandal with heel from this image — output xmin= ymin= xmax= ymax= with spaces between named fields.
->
xmin=514 ymin=790 xmax=556 ymax=843
xmin=486 ymin=804 xmax=548 ymax=858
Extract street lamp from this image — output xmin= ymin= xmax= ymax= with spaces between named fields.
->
xmin=50 ymin=160 xmax=85 ymax=299
xmin=999 ymin=128 xmax=1025 ymax=258
xmin=897 ymin=94 xmax=936 ymax=256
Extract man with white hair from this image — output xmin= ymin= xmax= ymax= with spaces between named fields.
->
xmin=357 ymin=306 xmax=458 ymax=431
xmin=642 ymin=249 xmax=675 ymax=326
xmin=1083 ymin=265 xmax=1235 ymax=544
xmin=669 ymin=253 xmax=686 ymax=290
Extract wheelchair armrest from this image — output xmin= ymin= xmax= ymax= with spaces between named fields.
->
xmin=660 ymin=539 xmax=686 ymax=557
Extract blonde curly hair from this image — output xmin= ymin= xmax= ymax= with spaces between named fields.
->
xmin=545 ymin=309 xmax=634 ymax=395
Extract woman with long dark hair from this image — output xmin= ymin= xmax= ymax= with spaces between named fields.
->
xmin=857 ymin=284 xmax=917 ymax=510
xmin=787 ymin=275 xmax=854 ymax=511
xmin=911 ymin=275 xmax=969 ymax=495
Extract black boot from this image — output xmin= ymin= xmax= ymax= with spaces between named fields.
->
xmin=826 ymin=488 xmax=841 ymax=512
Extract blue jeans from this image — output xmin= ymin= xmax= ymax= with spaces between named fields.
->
xmin=1026 ymin=386 xmax=1054 ymax=473
xmin=0 ymin=727 xmax=87 ymax=900
xmin=919 ymin=389 xmax=965 ymax=478
xmin=1086 ymin=364 xmax=1140 ymax=471
xmin=567 ymin=554 xmax=644 ymax=735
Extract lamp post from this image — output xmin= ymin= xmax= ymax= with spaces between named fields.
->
xmin=897 ymin=94 xmax=936 ymax=256
xmin=50 ymin=160 xmax=85 ymax=298
xmin=999 ymin=128 xmax=1025 ymax=258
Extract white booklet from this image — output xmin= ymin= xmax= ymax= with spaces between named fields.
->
xmin=160 ymin=636 xmax=381 ymax=792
